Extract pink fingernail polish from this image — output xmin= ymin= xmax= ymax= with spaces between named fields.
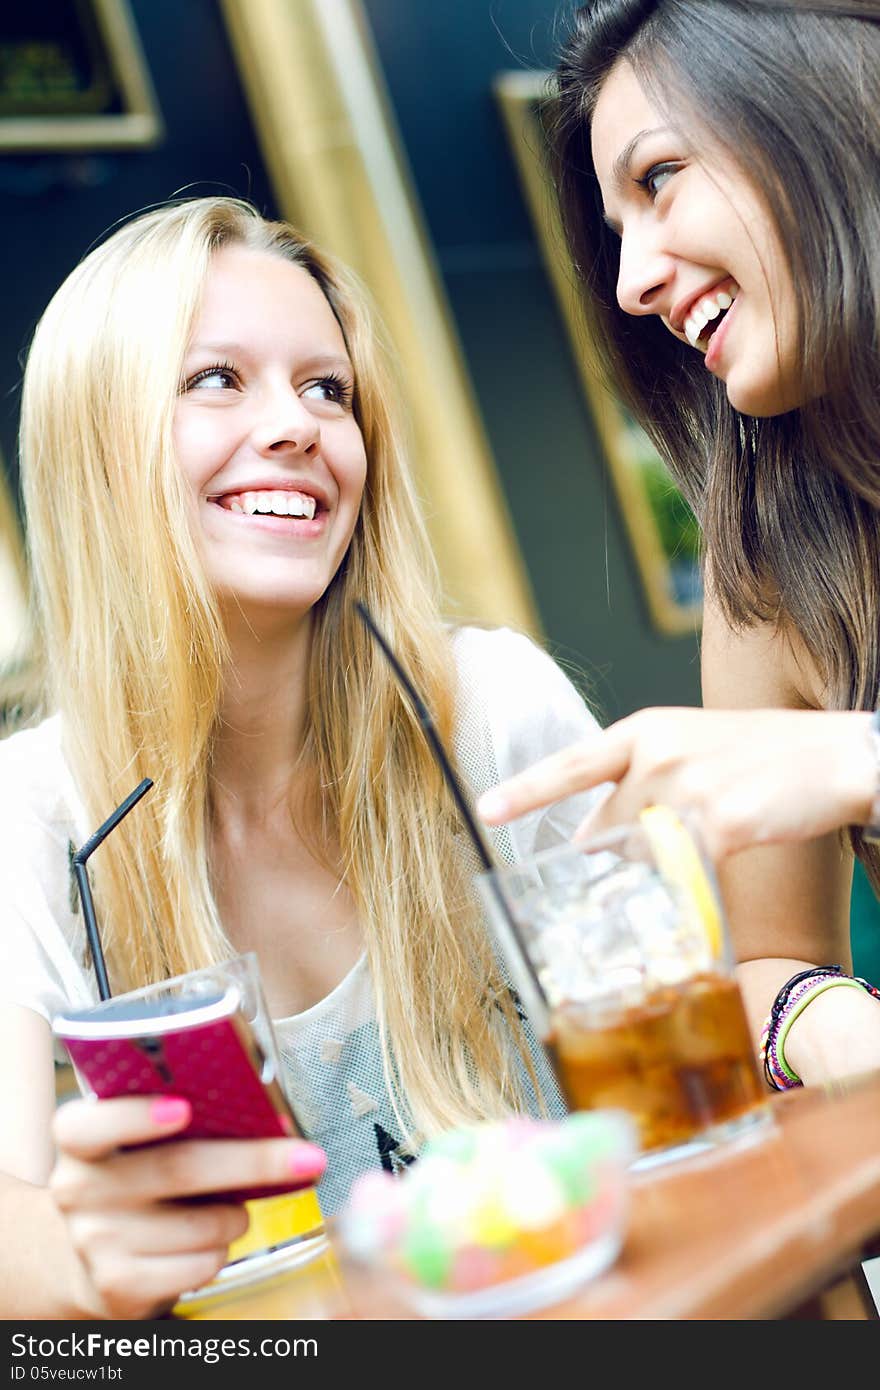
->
xmin=151 ymin=1096 xmax=191 ymax=1126
xmin=288 ymin=1142 xmax=327 ymax=1180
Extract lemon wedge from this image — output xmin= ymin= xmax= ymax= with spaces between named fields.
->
xmin=638 ymin=805 xmax=724 ymax=960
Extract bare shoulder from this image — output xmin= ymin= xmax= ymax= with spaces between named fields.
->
xmin=0 ymin=1005 xmax=55 ymax=1183
xmin=700 ymin=569 xmax=826 ymax=711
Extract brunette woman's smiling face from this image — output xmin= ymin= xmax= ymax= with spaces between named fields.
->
xmin=591 ymin=59 xmax=804 ymax=416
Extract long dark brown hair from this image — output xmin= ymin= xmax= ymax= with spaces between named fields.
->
xmin=551 ymin=0 xmax=880 ymax=884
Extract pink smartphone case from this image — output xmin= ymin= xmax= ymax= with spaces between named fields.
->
xmin=60 ymin=1015 xmax=294 ymax=1140
xmin=57 ymin=1014 xmax=305 ymax=1202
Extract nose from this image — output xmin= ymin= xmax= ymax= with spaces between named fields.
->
xmin=615 ymin=223 xmax=676 ymax=318
xmin=251 ymin=382 xmax=320 ymax=458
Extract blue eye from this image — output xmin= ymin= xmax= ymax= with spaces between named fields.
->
xmin=636 ymin=162 xmax=680 ymax=198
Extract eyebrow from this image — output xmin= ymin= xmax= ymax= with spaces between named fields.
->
xmin=611 ymin=127 xmax=673 ymax=188
xmin=186 ymin=342 xmax=353 ymax=373
xmin=602 ymin=126 xmax=674 ymax=235
xmin=187 ymin=341 xmax=250 ymax=358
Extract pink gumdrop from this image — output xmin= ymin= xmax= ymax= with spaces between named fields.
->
xmin=574 ymin=1188 xmax=616 ymax=1244
xmin=503 ymin=1116 xmax=542 ymax=1151
xmin=375 ymin=1203 xmax=407 ymax=1248
xmin=576 ymin=1206 xmax=600 ymax=1244
xmin=348 ymin=1169 xmax=396 ymax=1213
xmin=346 ymin=1170 xmax=407 ymax=1250
xmin=451 ymin=1244 xmax=501 ymax=1293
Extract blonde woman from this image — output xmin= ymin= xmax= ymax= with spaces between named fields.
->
xmin=0 ymin=197 xmax=604 ymax=1318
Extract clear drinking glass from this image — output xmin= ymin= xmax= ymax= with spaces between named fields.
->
xmin=476 ymin=812 xmax=771 ymax=1167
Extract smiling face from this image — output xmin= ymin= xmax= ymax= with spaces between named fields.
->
xmin=173 ymin=245 xmax=367 ymax=623
xmin=591 ymin=60 xmax=803 ymax=417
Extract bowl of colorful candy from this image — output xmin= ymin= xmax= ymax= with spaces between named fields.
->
xmin=339 ymin=1110 xmax=636 ymax=1319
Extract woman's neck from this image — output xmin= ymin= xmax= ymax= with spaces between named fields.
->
xmin=212 ymin=607 xmax=314 ymax=820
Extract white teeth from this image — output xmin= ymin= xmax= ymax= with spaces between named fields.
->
xmin=682 ymin=283 xmax=739 ymax=350
xmin=292 ymin=494 xmax=317 ymax=520
xmin=226 ymin=490 xmax=318 ymax=518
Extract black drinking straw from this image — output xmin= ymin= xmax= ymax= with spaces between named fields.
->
xmin=354 ymin=601 xmax=550 ymax=1021
xmin=72 ymin=778 xmax=154 ymax=1000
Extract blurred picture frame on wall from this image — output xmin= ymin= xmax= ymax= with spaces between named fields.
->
xmin=495 ymin=69 xmax=702 ymax=638
xmin=0 ymin=0 xmax=162 ymax=152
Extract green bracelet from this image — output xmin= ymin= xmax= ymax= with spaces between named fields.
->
xmin=775 ymin=976 xmax=868 ymax=1082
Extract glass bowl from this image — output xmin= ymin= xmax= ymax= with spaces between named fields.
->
xmin=339 ymin=1109 xmax=635 ymax=1320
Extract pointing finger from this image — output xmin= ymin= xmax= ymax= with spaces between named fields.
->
xmin=477 ymin=723 xmax=634 ymax=823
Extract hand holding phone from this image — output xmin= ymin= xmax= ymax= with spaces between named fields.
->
xmin=47 ymin=1084 xmax=326 ymax=1319
xmin=52 ymin=958 xmax=311 ymax=1202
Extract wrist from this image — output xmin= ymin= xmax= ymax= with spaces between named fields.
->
xmin=782 ymin=978 xmax=880 ymax=1083
xmin=778 ymin=978 xmax=866 ymax=1079
xmin=760 ymin=965 xmax=880 ymax=1089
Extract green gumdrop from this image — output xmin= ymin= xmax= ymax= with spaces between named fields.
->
xmin=543 ymin=1143 xmax=597 ymax=1205
xmin=540 ymin=1113 xmax=625 ymax=1203
xmin=402 ymin=1223 xmax=453 ymax=1289
xmin=422 ymin=1126 xmax=480 ymax=1165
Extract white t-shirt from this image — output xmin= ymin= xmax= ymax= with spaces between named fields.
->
xmin=0 ymin=626 xmax=605 ymax=1213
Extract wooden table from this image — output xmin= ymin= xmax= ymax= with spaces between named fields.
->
xmin=339 ymin=1070 xmax=880 ymax=1320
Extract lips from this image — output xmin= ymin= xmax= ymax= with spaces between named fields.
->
xmin=703 ymin=294 xmax=738 ymax=373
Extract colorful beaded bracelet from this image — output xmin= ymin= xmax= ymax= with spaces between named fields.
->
xmin=759 ymin=965 xmax=880 ymax=1091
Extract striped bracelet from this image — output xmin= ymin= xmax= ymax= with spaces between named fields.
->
xmin=759 ymin=965 xmax=880 ymax=1091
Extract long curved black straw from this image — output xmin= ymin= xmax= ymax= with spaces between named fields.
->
xmin=354 ymin=601 xmax=549 ymax=1020
xmin=355 ymin=602 xmax=492 ymax=870
xmin=72 ymin=778 xmax=154 ymax=1000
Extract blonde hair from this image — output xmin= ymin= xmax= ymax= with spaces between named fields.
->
xmin=19 ymin=197 xmax=537 ymax=1140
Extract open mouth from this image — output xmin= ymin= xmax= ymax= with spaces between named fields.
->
xmin=684 ymin=280 xmax=739 ymax=353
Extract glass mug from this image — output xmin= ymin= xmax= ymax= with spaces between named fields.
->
xmin=476 ymin=808 xmax=771 ymax=1167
